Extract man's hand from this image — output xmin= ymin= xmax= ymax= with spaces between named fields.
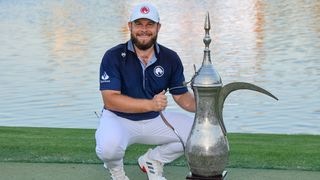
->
xmin=151 ymin=90 xmax=167 ymax=111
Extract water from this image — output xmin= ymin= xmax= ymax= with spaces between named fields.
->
xmin=0 ymin=0 xmax=319 ymax=134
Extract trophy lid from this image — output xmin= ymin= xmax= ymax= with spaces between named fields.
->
xmin=192 ymin=12 xmax=222 ymax=87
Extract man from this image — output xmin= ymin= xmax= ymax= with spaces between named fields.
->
xmin=95 ymin=2 xmax=195 ymax=180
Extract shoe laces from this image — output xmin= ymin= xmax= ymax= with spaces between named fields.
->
xmin=109 ymin=167 xmax=129 ymax=180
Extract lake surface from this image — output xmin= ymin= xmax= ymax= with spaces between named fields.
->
xmin=0 ymin=0 xmax=319 ymax=134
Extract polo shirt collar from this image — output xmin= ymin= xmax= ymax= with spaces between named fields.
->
xmin=127 ymin=40 xmax=160 ymax=54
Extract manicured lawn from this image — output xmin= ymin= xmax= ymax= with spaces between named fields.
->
xmin=0 ymin=126 xmax=319 ymax=171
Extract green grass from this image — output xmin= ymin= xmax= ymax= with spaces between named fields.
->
xmin=228 ymin=133 xmax=320 ymax=171
xmin=0 ymin=126 xmax=319 ymax=171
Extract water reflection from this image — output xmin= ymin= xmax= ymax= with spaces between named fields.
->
xmin=0 ymin=0 xmax=319 ymax=134
xmin=209 ymin=0 xmax=265 ymax=82
xmin=42 ymin=1 xmax=89 ymax=59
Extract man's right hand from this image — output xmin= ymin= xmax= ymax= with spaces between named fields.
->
xmin=151 ymin=90 xmax=167 ymax=111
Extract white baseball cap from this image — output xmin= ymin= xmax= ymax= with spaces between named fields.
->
xmin=129 ymin=2 xmax=160 ymax=23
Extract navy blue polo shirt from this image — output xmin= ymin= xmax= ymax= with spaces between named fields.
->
xmin=99 ymin=40 xmax=188 ymax=120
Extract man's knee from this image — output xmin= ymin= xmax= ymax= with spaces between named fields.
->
xmin=96 ymin=143 xmax=126 ymax=162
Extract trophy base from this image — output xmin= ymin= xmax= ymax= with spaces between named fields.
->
xmin=186 ymin=171 xmax=227 ymax=180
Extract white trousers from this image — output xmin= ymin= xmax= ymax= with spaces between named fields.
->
xmin=95 ymin=109 xmax=194 ymax=169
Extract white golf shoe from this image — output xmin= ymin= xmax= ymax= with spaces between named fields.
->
xmin=104 ymin=163 xmax=129 ymax=180
xmin=138 ymin=149 xmax=167 ymax=180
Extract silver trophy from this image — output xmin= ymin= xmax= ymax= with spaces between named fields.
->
xmin=185 ymin=12 xmax=278 ymax=180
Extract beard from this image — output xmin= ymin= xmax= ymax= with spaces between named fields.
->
xmin=131 ymin=32 xmax=158 ymax=50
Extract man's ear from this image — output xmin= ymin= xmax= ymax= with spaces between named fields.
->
xmin=157 ymin=23 xmax=161 ymax=32
xmin=128 ymin=22 xmax=132 ymax=31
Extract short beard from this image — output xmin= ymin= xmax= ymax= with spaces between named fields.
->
xmin=131 ymin=33 xmax=158 ymax=50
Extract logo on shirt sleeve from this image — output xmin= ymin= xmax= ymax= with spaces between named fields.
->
xmin=154 ymin=66 xmax=164 ymax=77
xmin=101 ymin=72 xmax=110 ymax=83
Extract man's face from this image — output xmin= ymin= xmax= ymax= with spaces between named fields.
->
xmin=129 ymin=18 xmax=161 ymax=50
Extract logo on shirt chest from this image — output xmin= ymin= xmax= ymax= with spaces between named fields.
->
xmin=154 ymin=66 xmax=164 ymax=77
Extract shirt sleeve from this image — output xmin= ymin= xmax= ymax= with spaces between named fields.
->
xmin=169 ymin=53 xmax=188 ymax=95
xmin=99 ymin=51 xmax=121 ymax=91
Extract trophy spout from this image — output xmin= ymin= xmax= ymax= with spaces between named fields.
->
xmin=217 ymin=82 xmax=279 ymax=135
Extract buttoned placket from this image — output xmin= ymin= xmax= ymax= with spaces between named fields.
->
xmin=127 ymin=40 xmax=160 ymax=91
xmin=138 ymin=54 xmax=157 ymax=90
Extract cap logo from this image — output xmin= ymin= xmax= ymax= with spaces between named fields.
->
xmin=140 ymin=6 xmax=150 ymax=14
